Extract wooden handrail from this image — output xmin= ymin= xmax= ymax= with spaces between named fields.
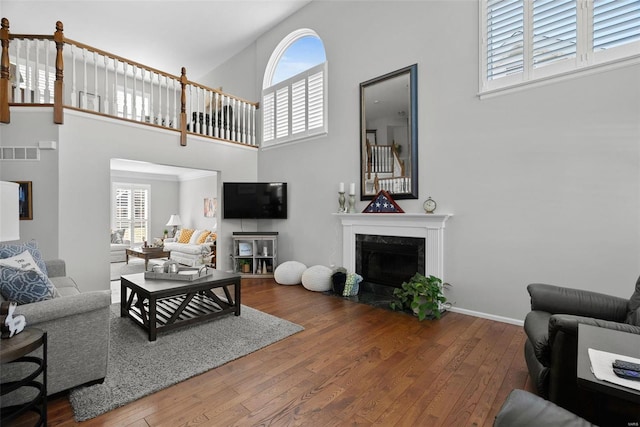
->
xmin=53 ymin=21 xmax=63 ymax=124
xmin=0 ymin=18 xmax=10 ymax=123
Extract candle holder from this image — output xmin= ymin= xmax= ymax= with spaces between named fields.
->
xmin=348 ymin=194 xmax=356 ymax=213
xmin=338 ymin=191 xmax=346 ymax=213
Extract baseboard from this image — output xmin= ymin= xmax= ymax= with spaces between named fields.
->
xmin=448 ymin=306 xmax=524 ymax=327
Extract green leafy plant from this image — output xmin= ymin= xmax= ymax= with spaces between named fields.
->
xmin=389 ymin=273 xmax=450 ymax=320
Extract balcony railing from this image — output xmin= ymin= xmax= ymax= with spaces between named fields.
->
xmin=0 ymin=18 xmax=258 ymax=147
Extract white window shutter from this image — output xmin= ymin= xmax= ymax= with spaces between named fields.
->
xmin=291 ymin=79 xmax=307 ymax=135
xmin=262 ymin=91 xmax=275 ymax=142
xmin=486 ymin=0 xmax=525 ymax=80
xmin=593 ymin=0 xmax=640 ymax=51
xmin=482 ymin=0 xmax=640 ymax=93
xmin=307 ymin=70 xmax=324 ymax=131
xmin=261 ymin=62 xmax=327 ymax=147
xmin=275 ymin=86 xmax=289 ymax=139
xmin=533 ymin=0 xmax=577 ymax=68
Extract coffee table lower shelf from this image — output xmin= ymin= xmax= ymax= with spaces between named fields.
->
xmin=121 ymin=271 xmax=241 ymax=341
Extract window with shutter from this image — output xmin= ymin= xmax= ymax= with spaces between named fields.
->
xmin=480 ymin=0 xmax=640 ymax=95
xmin=112 ymin=183 xmax=149 ymax=244
xmin=262 ymin=29 xmax=327 ymax=147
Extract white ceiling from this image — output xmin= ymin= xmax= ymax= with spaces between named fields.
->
xmin=110 ymin=159 xmax=217 ymax=180
xmin=1 ymin=0 xmax=313 ymax=79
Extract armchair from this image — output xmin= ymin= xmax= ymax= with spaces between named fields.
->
xmin=524 ymin=279 xmax=640 ymax=417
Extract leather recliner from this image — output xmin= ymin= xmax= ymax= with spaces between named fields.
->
xmin=523 ymin=278 xmax=640 ymax=417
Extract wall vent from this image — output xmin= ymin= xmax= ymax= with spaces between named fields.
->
xmin=0 ymin=147 xmax=40 ymax=161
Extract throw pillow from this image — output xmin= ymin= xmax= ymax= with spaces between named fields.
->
xmin=626 ymin=275 xmax=640 ymax=325
xmin=189 ymin=229 xmax=204 ymax=245
xmin=110 ymin=229 xmax=125 ymax=244
xmin=197 ymin=231 xmax=211 ymax=244
xmin=0 ymin=250 xmax=45 ymax=275
xmin=178 ymin=229 xmax=195 ymax=244
xmin=0 ymin=240 xmax=48 ymax=276
xmin=0 ymin=250 xmax=59 ymax=299
xmin=0 ymin=266 xmax=56 ymax=304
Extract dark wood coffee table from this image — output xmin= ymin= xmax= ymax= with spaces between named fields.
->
xmin=125 ymin=247 xmax=170 ymax=270
xmin=120 ymin=270 xmax=241 ymax=341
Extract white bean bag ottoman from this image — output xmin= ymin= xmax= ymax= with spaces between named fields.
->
xmin=274 ymin=261 xmax=307 ymax=285
xmin=301 ymin=265 xmax=333 ymax=292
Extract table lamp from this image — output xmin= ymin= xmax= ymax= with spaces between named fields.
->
xmin=0 ymin=181 xmax=20 ymax=242
xmin=166 ymin=214 xmax=182 ymax=238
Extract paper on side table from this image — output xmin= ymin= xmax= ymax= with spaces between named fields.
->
xmin=588 ymin=348 xmax=640 ymax=392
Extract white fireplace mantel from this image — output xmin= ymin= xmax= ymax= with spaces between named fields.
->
xmin=334 ymin=213 xmax=452 ymax=281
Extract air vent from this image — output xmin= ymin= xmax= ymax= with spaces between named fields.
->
xmin=0 ymin=147 xmax=40 ymax=161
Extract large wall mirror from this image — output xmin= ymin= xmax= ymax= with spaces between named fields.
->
xmin=360 ymin=64 xmax=418 ymax=200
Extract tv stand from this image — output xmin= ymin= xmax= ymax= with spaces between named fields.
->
xmin=232 ymin=232 xmax=278 ymax=278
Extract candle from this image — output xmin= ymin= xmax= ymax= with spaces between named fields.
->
xmin=339 ymin=182 xmax=344 ymax=193
xmin=349 ymin=183 xmax=355 ymax=195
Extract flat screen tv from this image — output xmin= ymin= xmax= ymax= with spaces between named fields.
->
xmin=223 ymin=182 xmax=288 ymax=219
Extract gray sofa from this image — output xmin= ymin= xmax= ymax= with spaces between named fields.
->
xmin=1 ymin=259 xmax=111 ymax=404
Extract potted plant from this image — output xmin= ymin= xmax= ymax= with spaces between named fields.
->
xmin=389 ymin=273 xmax=451 ymax=320
xmin=163 ymin=229 xmax=169 ymax=239
xmin=238 ymin=259 xmax=251 ymax=273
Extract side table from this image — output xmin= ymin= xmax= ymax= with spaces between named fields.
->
xmin=0 ymin=328 xmax=47 ymax=426
xmin=577 ymin=324 xmax=640 ymax=425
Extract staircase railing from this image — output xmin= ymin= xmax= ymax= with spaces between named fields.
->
xmin=0 ymin=18 xmax=258 ymax=147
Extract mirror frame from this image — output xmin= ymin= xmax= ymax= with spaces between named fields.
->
xmin=359 ymin=63 xmax=418 ymax=200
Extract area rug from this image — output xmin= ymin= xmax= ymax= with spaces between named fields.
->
xmin=69 ymin=304 xmax=304 ymax=421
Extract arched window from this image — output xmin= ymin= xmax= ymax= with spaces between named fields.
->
xmin=262 ymin=29 xmax=327 ymax=147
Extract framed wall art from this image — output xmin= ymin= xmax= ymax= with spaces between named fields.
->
xmin=13 ymin=181 xmax=33 ymax=220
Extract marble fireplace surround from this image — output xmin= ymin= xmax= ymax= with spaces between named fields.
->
xmin=335 ymin=213 xmax=452 ymax=282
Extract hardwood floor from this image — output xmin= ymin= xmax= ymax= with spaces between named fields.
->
xmin=42 ymin=279 xmax=532 ymax=426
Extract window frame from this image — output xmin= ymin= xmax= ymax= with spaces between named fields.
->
xmin=111 ymin=182 xmax=150 ymax=245
xmin=479 ymin=0 xmax=640 ymax=97
xmin=262 ymin=29 xmax=328 ymax=148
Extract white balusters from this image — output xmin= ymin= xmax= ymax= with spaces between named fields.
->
xmin=172 ymin=77 xmax=177 ymax=128
xmin=103 ymin=56 xmax=109 ymax=115
xmin=132 ymin=65 xmax=137 ymax=120
xmin=44 ymin=40 xmax=51 ymax=103
xmin=34 ymin=39 xmax=41 ymax=102
xmin=213 ymin=92 xmax=219 ymax=138
xmin=149 ymin=72 xmax=155 ymax=124
xmin=24 ymin=40 xmax=31 ymax=102
xmin=112 ymin=58 xmax=118 ymax=116
xmin=70 ymin=44 xmax=77 ymax=107
xmin=165 ymin=75 xmax=170 ymax=127
xmin=122 ymin=62 xmax=128 ymax=119
xmin=81 ymin=47 xmax=88 ymax=108
xmin=140 ymin=68 xmax=146 ymax=121
xmin=93 ymin=51 xmax=99 ymax=112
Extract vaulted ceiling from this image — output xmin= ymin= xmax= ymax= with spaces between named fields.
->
xmin=2 ymin=0 xmax=313 ymax=79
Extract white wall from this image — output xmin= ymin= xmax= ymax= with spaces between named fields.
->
xmin=205 ymin=0 xmax=640 ymax=322
xmin=179 ymin=175 xmax=219 ymax=232
xmin=0 ymin=110 xmax=258 ymax=292
xmin=0 ymin=108 xmax=60 ymax=258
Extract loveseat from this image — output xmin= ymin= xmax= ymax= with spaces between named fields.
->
xmin=1 ymin=257 xmax=111 ymax=405
xmin=110 ymin=229 xmax=130 ymax=263
xmin=163 ymin=228 xmax=216 ymax=267
xmin=524 ymin=279 xmax=640 ymax=420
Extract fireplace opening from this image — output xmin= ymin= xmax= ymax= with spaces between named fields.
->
xmin=356 ymin=234 xmax=425 ymax=296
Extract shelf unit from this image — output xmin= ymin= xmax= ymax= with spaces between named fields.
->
xmin=232 ymin=232 xmax=278 ymax=278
